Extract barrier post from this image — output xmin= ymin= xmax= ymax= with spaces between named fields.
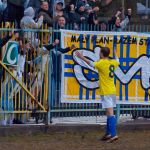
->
xmin=48 ymin=50 xmax=53 ymax=124
xmin=116 ymin=104 xmax=120 ymax=123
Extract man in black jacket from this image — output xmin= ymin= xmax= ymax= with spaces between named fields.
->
xmin=38 ymin=1 xmax=53 ymax=27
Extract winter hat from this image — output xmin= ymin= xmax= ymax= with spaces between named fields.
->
xmin=77 ymin=1 xmax=85 ymax=9
xmin=56 ymin=0 xmax=63 ymax=6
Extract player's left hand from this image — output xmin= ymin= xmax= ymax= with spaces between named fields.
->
xmin=70 ymin=44 xmax=76 ymax=50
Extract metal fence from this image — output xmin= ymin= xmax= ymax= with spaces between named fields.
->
xmin=0 ymin=26 xmax=49 ymax=125
xmin=48 ymin=24 xmax=150 ymax=123
xmin=0 ymin=23 xmax=150 ymax=125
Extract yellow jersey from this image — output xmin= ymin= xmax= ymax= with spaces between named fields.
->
xmin=93 ymin=59 xmax=119 ymax=95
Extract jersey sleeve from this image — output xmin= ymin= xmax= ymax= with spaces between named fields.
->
xmin=93 ymin=61 xmax=102 ymax=70
xmin=113 ymin=60 xmax=120 ymax=68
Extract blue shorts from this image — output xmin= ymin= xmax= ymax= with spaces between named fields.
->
xmin=101 ymin=95 xmax=116 ymax=109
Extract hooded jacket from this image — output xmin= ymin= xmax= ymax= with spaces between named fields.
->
xmin=20 ymin=7 xmax=43 ymax=46
xmin=21 ymin=7 xmax=43 ymax=29
xmin=53 ymin=0 xmax=65 ymax=18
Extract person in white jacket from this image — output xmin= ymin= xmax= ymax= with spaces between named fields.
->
xmin=20 ymin=7 xmax=43 ymax=47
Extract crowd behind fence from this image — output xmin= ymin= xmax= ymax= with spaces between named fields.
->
xmin=0 ymin=0 xmax=133 ymax=31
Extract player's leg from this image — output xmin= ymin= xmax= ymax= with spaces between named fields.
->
xmin=106 ymin=108 xmax=118 ymax=142
xmin=101 ymin=95 xmax=118 ymax=142
xmin=106 ymin=94 xmax=117 ymax=137
xmin=100 ymin=95 xmax=111 ymax=140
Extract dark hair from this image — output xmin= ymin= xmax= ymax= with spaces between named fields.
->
xmin=40 ymin=0 xmax=48 ymax=5
xmin=58 ymin=15 xmax=66 ymax=20
xmin=101 ymin=47 xmax=110 ymax=57
xmin=57 ymin=2 xmax=63 ymax=6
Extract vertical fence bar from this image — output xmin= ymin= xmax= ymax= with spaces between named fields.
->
xmin=116 ymin=104 xmax=120 ymax=123
xmin=48 ymin=26 xmax=54 ymax=123
xmin=48 ymin=52 xmax=52 ymax=124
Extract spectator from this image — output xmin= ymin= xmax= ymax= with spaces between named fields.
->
xmin=88 ymin=8 xmax=99 ymax=25
xmin=3 ymin=0 xmax=26 ymax=28
xmin=53 ymin=0 xmax=67 ymax=22
xmin=26 ymin=39 xmax=60 ymax=110
xmin=99 ymin=20 xmax=108 ymax=31
xmin=46 ymin=16 xmax=75 ymax=51
xmin=38 ymin=1 xmax=53 ymax=27
xmin=66 ymin=3 xmax=76 ymax=22
xmin=53 ymin=0 xmax=65 ymax=8
xmin=66 ymin=3 xmax=79 ymax=29
xmin=48 ymin=16 xmax=76 ymax=102
xmin=76 ymin=0 xmax=87 ymax=8
xmin=56 ymin=15 xmax=66 ymax=29
xmin=24 ymin=40 xmax=36 ymax=83
xmin=108 ymin=10 xmax=121 ymax=31
xmin=51 ymin=0 xmax=65 ymax=14
xmin=28 ymin=0 xmax=50 ymax=17
xmin=75 ymin=1 xmax=89 ymax=25
xmin=20 ymin=7 xmax=43 ymax=47
xmin=16 ymin=40 xmax=27 ymax=79
xmin=87 ymin=0 xmax=99 ymax=11
xmin=112 ymin=8 xmax=132 ymax=32
xmin=75 ymin=0 xmax=99 ymax=26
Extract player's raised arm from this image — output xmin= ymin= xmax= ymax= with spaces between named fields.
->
xmin=75 ymin=51 xmax=94 ymax=67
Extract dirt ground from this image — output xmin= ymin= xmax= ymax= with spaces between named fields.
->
xmin=0 ymin=129 xmax=150 ymax=150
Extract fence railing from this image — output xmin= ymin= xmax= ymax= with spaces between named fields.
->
xmin=48 ymin=24 xmax=150 ymax=123
xmin=0 ymin=26 xmax=49 ymax=125
xmin=0 ymin=24 xmax=150 ymax=125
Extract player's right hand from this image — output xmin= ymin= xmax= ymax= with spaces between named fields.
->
xmin=75 ymin=51 xmax=83 ymax=58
